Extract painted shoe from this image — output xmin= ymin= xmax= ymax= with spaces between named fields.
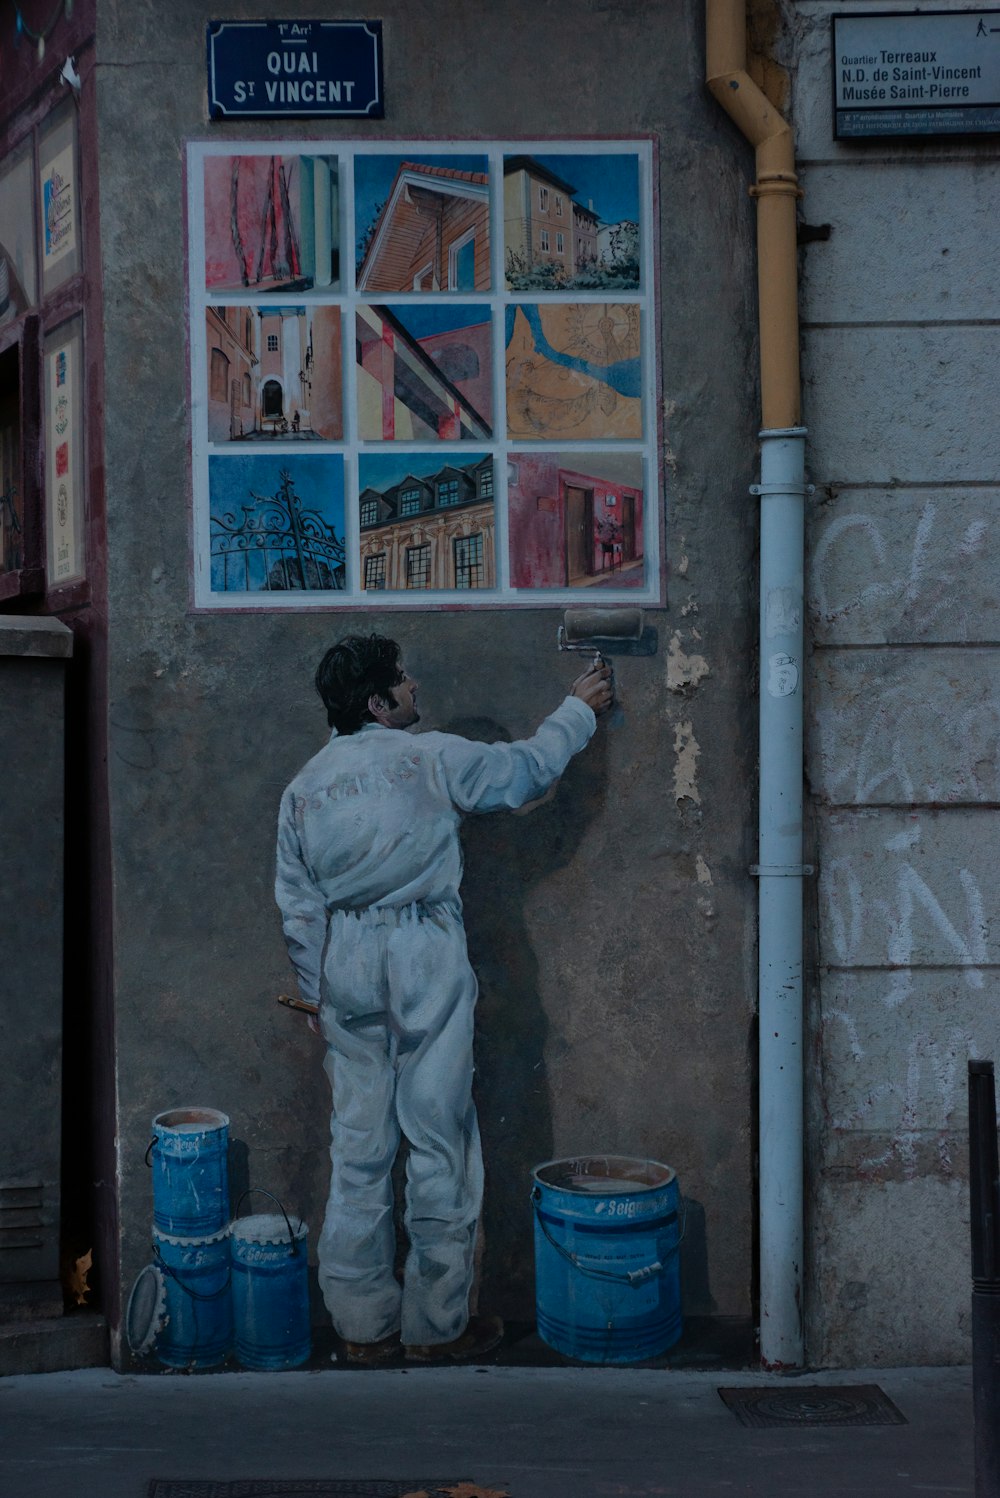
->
xmin=405 ymin=1314 xmax=504 ymax=1363
xmin=341 ymin=1331 xmax=402 ymax=1365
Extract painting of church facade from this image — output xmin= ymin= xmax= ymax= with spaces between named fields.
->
xmin=206 ymin=305 xmax=342 ymax=443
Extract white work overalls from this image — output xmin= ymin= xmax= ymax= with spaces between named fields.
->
xmin=276 ymin=696 xmax=595 ymax=1346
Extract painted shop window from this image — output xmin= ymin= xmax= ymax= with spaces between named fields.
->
xmin=188 ymin=138 xmax=658 ymax=609
xmin=406 ymin=543 xmax=430 ymax=589
xmin=39 ymin=103 xmax=80 ymax=299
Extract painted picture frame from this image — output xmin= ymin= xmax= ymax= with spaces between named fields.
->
xmin=187 ymin=138 xmax=660 ymax=609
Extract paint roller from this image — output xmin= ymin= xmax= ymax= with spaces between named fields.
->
xmin=557 ymin=608 xmax=656 ymax=727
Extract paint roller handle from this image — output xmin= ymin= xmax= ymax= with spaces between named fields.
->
xmin=570 ymin=658 xmax=614 ymax=716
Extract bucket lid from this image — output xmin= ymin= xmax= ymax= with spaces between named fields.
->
xmin=152 ymin=1224 xmax=231 ymax=1248
xmin=230 ymin=1211 xmax=306 ymax=1246
xmin=125 ymin=1264 xmax=167 ymax=1356
xmin=151 ymin=1106 xmax=230 ymax=1134
xmin=533 ymin=1154 xmax=675 ymax=1194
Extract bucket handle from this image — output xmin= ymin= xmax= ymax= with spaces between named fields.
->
xmin=235 ymin=1187 xmax=301 ymax=1257
xmin=144 ymin=1137 xmax=157 ymax=1167
xmin=151 ymin=1241 xmax=232 ymax=1301
xmin=531 ymin=1187 xmax=687 ymax=1287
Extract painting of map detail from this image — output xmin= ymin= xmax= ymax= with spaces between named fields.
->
xmin=359 ymin=452 xmax=495 ymax=592
xmin=204 ymin=154 xmax=340 ymax=293
xmin=506 ymin=303 xmax=642 ymax=441
xmin=355 ymin=154 xmax=490 ymax=293
xmin=357 ymin=304 xmax=492 ymax=441
xmin=504 ymin=153 xmax=639 ymax=291
xmin=209 ymin=452 xmax=346 ymax=592
xmin=508 ymin=451 xmax=644 ymax=590
xmin=206 ymin=305 xmax=342 ymax=443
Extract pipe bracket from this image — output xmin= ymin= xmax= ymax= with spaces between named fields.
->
xmin=750 ymin=483 xmax=815 ymax=497
xmin=750 ymin=864 xmax=816 ymax=877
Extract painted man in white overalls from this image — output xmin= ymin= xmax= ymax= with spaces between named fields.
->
xmin=275 ymin=634 xmax=611 ymax=1363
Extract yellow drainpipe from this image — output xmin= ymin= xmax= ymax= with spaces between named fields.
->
xmin=705 ymin=0 xmax=801 ymax=429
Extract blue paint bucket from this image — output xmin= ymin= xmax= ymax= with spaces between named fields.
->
xmin=148 ymin=1226 xmax=233 ymax=1368
xmin=532 ymin=1154 xmax=683 ymax=1364
xmin=230 ymin=1190 xmax=311 ymax=1370
xmin=148 ymin=1107 xmax=230 ymax=1237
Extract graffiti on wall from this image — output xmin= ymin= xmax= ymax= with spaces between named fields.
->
xmin=187 ymin=139 xmax=659 ymax=608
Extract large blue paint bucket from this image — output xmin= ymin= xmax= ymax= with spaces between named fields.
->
xmin=230 ymin=1191 xmax=311 ymax=1370
xmin=148 ymin=1107 xmax=230 ymax=1237
xmin=532 ymin=1154 xmax=683 ymax=1364
xmin=148 ymin=1226 xmax=233 ymax=1368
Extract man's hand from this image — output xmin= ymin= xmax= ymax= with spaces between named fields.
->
xmin=571 ymin=659 xmax=614 ymax=716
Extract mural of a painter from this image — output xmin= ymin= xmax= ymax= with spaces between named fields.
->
xmin=275 ymin=634 xmax=612 ymax=1363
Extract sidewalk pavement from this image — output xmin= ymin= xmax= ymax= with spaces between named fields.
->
xmin=0 ymin=1363 xmax=973 ymax=1498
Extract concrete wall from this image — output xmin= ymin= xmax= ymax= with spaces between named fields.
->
xmin=793 ymin=0 xmax=1000 ymax=1364
xmin=95 ymin=0 xmax=760 ymax=1363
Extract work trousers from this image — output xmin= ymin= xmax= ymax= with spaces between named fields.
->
xmin=318 ymin=901 xmax=483 ymax=1347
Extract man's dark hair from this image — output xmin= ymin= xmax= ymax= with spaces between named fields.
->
xmin=315 ymin=634 xmax=404 ymax=735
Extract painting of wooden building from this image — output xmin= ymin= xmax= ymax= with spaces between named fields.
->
xmin=359 ymin=455 xmax=495 ymax=591
xmin=356 ymin=159 xmax=490 ymax=293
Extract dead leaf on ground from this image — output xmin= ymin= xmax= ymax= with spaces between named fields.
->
xmin=69 ymin=1248 xmax=93 ymax=1306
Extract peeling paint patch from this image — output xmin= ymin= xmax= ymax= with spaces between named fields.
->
xmin=673 ymin=719 xmax=701 ymax=804
xmin=696 ymin=853 xmax=713 ymax=885
xmin=667 ymin=631 xmax=710 ymax=693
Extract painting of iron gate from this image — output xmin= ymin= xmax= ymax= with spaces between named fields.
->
xmin=209 ymin=453 xmax=346 ymax=591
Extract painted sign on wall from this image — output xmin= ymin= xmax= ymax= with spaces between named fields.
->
xmin=187 ymin=139 xmax=659 ymax=609
xmin=206 ymin=20 xmax=384 ymax=119
xmin=44 ymin=318 xmax=84 ymax=586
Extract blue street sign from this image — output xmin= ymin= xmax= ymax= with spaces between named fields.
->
xmin=207 ymin=20 xmax=384 ymax=119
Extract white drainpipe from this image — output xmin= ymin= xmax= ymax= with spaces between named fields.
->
xmin=753 ymin=425 xmax=811 ymax=1367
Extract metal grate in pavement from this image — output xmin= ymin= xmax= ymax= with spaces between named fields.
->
xmin=717 ymin=1383 xmax=907 ymax=1428
xmin=147 ymin=1482 xmax=508 ymax=1498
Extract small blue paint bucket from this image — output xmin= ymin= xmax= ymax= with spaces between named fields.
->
xmin=532 ymin=1154 xmax=683 ymax=1364
xmin=148 ymin=1107 xmax=230 ymax=1238
xmin=149 ymin=1226 xmax=233 ymax=1368
xmin=230 ymin=1190 xmax=311 ymax=1371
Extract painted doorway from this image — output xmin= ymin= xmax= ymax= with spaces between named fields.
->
xmin=262 ymin=379 xmax=284 ymax=420
xmin=621 ymin=492 xmax=636 ymax=562
xmin=564 ymin=483 xmax=593 ymax=584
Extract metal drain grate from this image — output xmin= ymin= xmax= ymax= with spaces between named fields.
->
xmin=718 ymin=1384 xmax=907 ymax=1428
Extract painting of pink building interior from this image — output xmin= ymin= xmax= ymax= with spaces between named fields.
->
xmin=507 ymin=451 xmax=644 ymax=589
xmin=206 ymin=305 xmax=342 ymax=443
xmin=204 ymin=154 xmax=340 ymax=293
xmin=355 ymin=154 xmax=489 ymax=292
